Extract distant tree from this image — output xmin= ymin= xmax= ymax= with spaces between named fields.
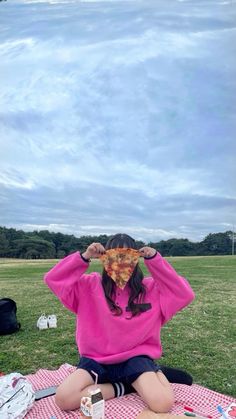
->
xmin=0 ymin=231 xmax=9 ymax=256
xmin=148 ymin=239 xmax=180 ymax=256
xmin=57 ymin=250 xmax=66 ymax=258
xmin=168 ymin=239 xmax=197 ymax=256
xmin=135 ymin=240 xmax=145 ymax=249
xmin=0 ymin=226 xmax=234 ymax=258
xmin=25 ymin=249 xmax=41 ymax=259
xmin=76 ymin=235 xmax=110 ymax=253
xmin=11 ymin=236 xmax=56 ymax=258
xmin=199 ymin=232 xmax=232 ymax=255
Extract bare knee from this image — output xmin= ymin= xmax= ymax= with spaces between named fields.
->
xmin=55 ymin=386 xmax=84 ymax=411
xmin=54 ymin=392 xmax=64 ymax=410
xmin=55 ymin=384 xmax=98 ymax=411
xmin=54 ymin=368 xmax=95 ymax=411
xmin=54 ymin=389 xmax=66 ymax=410
xmin=147 ymin=393 xmax=175 ymax=413
xmin=55 ymin=387 xmax=73 ymax=411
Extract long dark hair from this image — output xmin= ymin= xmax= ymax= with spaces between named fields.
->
xmin=101 ymin=233 xmax=146 ymax=317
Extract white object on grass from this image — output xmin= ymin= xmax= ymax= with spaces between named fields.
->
xmin=36 ymin=315 xmax=48 ymax=330
xmin=47 ymin=315 xmax=57 ymax=328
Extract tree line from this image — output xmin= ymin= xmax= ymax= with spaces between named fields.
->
xmin=0 ymin=226 xmax=234 ymax=259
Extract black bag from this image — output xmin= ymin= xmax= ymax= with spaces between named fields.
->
xmin=0 ymin=298 xmax=21 ymax=335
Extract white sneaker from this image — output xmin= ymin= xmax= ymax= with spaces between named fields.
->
xmin=37 ymin=315 xmax=48 ymax=330
xmin=47 ymin=315 xmax=57 ymax=328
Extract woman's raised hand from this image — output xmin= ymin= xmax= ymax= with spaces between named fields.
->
xmin=139 ymin=246 xmax=157 ymax=258
xmin=82 ymin=243 xmax=106 ymax=260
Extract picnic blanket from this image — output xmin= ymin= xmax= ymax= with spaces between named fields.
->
xmin=25 ymin=363 xmax=236 ymax=419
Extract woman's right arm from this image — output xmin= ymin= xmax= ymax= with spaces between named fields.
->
xmin=44 ymin=251 xmax=90 ymax=314
xmin=44 ymin=243 xmax=105 ymax=314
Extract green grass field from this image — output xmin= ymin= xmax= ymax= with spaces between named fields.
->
xmin=0 ymin=256 xmax=235 ymax=397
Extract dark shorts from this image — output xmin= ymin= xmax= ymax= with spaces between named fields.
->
xmin=77 ymin=355 xmax=161 ymax=387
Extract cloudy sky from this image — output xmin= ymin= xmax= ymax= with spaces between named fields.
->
xmin=0 ymin=0 xmax=235 ymax=243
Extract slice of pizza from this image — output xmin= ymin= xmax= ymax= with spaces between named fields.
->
xmin=100 ymin=248 xmax=140 ymax=289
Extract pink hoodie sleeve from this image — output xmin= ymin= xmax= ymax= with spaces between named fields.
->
xmin=144 ymin=252 xmax=195 ymax=324
xmin=44 ymin=251 xmax=89 ymax=314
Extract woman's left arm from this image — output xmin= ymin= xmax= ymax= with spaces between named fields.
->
xmin=139 ymin=247 xmax=195 ymax=323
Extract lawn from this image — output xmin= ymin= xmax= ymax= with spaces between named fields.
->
xmin=0 ymin=255 xmax=235 ymax=397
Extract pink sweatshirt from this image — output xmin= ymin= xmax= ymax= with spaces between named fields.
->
xmin=44 ymin=252 xmax=195 ymax=364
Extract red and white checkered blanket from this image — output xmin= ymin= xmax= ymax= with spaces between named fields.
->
xmin=25 ymin=364 xmax=235 ymax=419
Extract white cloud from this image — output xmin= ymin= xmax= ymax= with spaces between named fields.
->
xmin=0 ymin=171 xmax=35 ymax=190
xmin=0 ymin=0 xmax=235 ymax=241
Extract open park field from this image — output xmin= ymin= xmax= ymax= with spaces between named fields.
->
xmin=0 ymin=255 xmax=235 ymax=397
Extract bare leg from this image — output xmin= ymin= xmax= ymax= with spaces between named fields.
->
xmin=55 ymin=368 xmax=115 ymax=411
xmin=132 ymin=370 xmax=174 ymax=413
